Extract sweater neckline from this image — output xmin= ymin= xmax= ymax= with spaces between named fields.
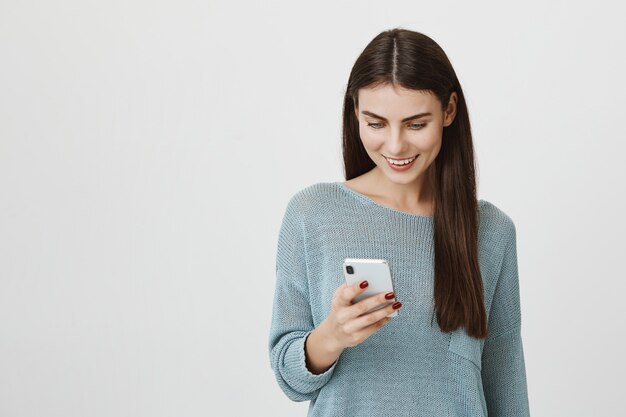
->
xmin=334 ymin=181 xmax=434 ymax=221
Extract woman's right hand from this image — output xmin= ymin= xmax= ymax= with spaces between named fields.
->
xmin=324 ymin=280 xmax=402 ymax=350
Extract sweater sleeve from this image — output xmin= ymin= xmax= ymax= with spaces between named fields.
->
xmin=481 ymin=221 xmax=531 ymax=416
xmin=268 ymin=196 xmax=338 ymax=402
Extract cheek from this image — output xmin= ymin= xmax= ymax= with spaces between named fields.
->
xmin=420 ymin=127 xmax=443 ymax=149
xmin=359 ymin=130 xmax=385 ymax=150
xmin=422 ymin=134 xmax=440 ymax=148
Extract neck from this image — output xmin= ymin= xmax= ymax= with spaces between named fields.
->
xmin=369 ymin=166 xmax=435 ymax=210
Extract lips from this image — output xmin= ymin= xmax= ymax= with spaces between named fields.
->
xmin=384 ymin=155 xmax=417 ymax=160
xmin=385 ymin=154 xmax=419 ymax=171
xmin=384 ymin=154 xmax=418 ymax=164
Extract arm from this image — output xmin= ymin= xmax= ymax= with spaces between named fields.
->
xmin=305 ymin=321 xmax=344 ymax=374
xmin=268 ymin=196 xmax=339 ymax=402
xmin=481 ymin=221 xmax=531 ymax=416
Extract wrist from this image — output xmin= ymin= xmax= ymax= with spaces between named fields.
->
xmin=318 ymin=319 xmax=343 ymax=355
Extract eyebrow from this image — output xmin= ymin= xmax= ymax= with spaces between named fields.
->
xmin=361 ymin=110 xmax=432 ymax=122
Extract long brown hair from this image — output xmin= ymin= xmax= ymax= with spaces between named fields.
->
xmin=342 ymin=28 xmax=487 ymax=339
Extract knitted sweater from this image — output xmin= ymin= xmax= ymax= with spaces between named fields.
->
xmin=268 ymin=182 xmax=530 ymax=417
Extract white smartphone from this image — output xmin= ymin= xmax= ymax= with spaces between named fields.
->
xmin=343 ymin=258 xmax=398 ymax=318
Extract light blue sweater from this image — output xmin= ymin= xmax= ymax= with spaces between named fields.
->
xmin=268 ymin=182 xmax=530 ymax=416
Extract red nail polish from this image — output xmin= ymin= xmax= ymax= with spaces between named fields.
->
xmin=360 ymin=280 xmax=368 ymax=288
xmin=385 ymin=292 xmax=395 ymax=300
xmin=392 ymin=301 xmax=402 ymax=309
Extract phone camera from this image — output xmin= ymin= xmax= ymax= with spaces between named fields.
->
xmin=346 ymin=265 xmax=354 ymax=274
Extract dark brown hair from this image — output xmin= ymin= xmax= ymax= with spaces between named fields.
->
xmin=342 ymin=28 xmax=487 ymax=339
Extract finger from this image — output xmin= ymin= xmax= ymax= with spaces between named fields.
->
xmin=336 ymin=279 xmax=370 ymax=306
xmin=348 ymin=290 xmax=396 ymax=318
xmin=349 ymin=300 xmax=401 ymax=331
xmin=332 ymin=283 xmax=348 ymax=301
xmin=351 ymin=316 xmax=392 ymax=343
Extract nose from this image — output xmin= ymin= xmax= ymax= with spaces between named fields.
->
xmin=386 ymin=126 xmax=410 ymax=156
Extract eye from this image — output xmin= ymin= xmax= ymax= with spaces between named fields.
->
xmin=366 ymin=122 xmax=384 ymax=129
xmin=366 ymin=121 xmax=427 ymax=130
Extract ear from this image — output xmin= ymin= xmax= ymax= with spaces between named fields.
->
xmin=443 ymin=92 xmax=458 ymax=127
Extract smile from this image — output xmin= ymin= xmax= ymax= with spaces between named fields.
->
xmin=384 ymin=154 xmax=419 ymax=171
xmin=384 ymin=155 xmax=418 ymax=165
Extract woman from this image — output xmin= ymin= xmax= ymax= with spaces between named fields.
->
xmin=268 ymin=28 xmax=530 ymax=417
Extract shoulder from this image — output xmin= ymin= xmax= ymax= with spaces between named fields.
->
xmin=478 ymin=199 xmax=517 ymax=248
xmin=283 ymin=182 xmax=339 ymax=216
xmin=277 ymin=183 xmax=334 ymax=240
xmin=279 ymin=183 xmax=342 ymax=232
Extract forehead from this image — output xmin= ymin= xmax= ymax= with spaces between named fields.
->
xmin=357 ymin=84 xmax=439 ymax=112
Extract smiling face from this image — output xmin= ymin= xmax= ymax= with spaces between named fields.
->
xmin=354 ymin=83 xmax=457 ymax=189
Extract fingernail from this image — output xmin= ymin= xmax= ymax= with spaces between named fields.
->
xmin=385 ymin=292 xmax=395 ymax=300
xmin=360 ymin=280 xmax=368 ymax=288
xmin=392 ymin=301 xmax=402 ymax=309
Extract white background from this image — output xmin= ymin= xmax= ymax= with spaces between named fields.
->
xmin=1 ymin=0 xmax=625 ymax=416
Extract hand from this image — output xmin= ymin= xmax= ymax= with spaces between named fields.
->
xmin=323 ymin=280 xmax=402 ymax=350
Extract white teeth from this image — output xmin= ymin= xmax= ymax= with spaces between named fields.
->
xmin=386 ymin=155 xmax=416 ymax=165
